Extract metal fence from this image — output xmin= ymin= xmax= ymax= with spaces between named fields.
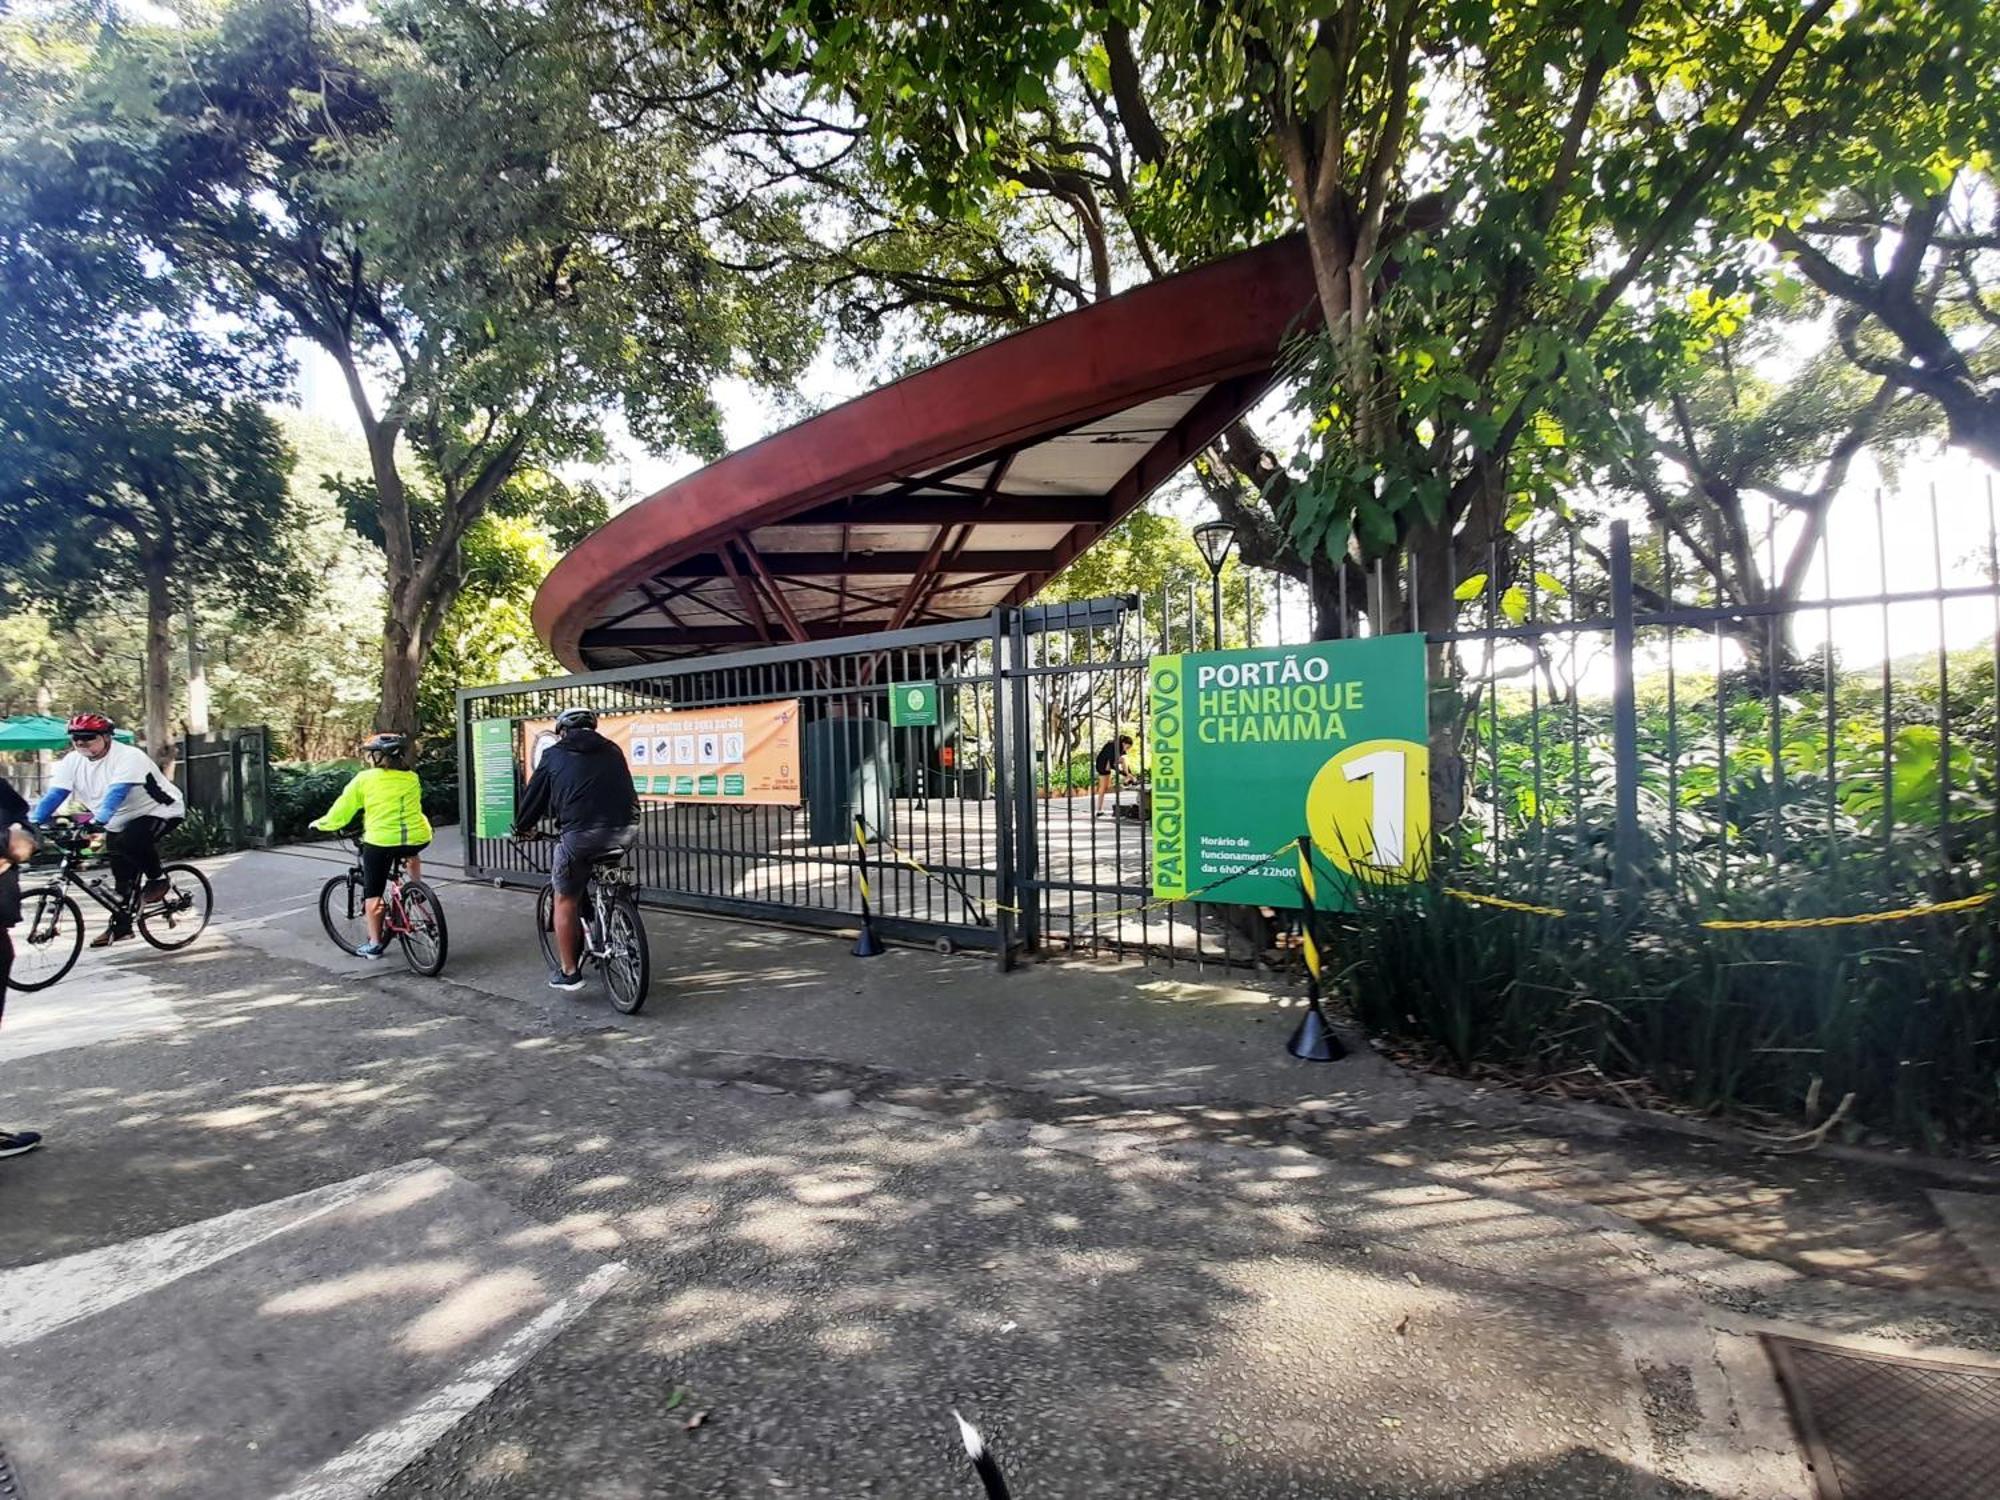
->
xmin=462 ymin=485 xmax=2000 ymax=969
xmin=176 ymin=726 xmax=274 ymax=848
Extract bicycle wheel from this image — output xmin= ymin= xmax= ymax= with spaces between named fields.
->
xmin=8 ymin=888 xmax=84 ymax=991
xmin=601 ymin=891 xmax=650 ymax=1015
xmin=396 ymin=881 xmax=449 ymax=976
xmin=318 ymin=872 xmax=369 ymax=955
xmin=536 ymin=883 xmax=559 ymax=971
xmin=137 ymin=864 xmax=212 ymax=950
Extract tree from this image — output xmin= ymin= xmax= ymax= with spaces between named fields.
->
xmin=1775 ymin=174 xmax=2000 ymax=469
xmin=1585 ymin=289 xmax=1938 ymax=673
xmin=726 ymin=3 xmax=1976 ymax=637
xmin=11 ymin=0 xmax=818 ymax=731
xmin=0 ymin=318 xmax=299 ymax=769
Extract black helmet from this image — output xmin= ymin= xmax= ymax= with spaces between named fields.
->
xmin=362 ymin=733 xmax=408 ymax=755
xmin=554 ymin=707 xmax=598 ymax=733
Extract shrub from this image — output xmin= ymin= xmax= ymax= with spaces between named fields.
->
xmin=1334 ymin=862 xmax=2000 ymax=1152
xmin=270 ymin=757 xmax=461 ymax=842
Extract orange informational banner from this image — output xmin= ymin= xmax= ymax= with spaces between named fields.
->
xmin=520 ymin=700 xmax=803 ymax=806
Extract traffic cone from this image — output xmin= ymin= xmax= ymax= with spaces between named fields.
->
xmin=1287 ymin=834 xmax=1348 ymax=1062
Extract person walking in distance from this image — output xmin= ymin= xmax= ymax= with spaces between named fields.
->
xmin=31 ymin=713 xmax=185 ymax=947
xmin=1092 ymin=734 xmax=1135 ymax=817
xmin=512 ymin=707 xmax=639 ymax=991
xmin=1 ymin=773 xmax=43 ymax=1158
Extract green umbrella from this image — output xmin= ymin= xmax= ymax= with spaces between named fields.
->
xmin=0 ymin=715 xmax=139 ymax=753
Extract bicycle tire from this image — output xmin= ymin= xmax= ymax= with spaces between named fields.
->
xmin=396 ymin=881 xmax=449 ymax=976
xmin=7 ymin=888 xmax=84 ymax=991
xmin=318 ymin=872 xmax=369 ymax=955
xmin=535 ymin=882 xmax=559 ymax=971
xmin=602 ymin=891 xmax=651 ymax=1015
xmin=138 ymin=864 xmax=212 ymax=950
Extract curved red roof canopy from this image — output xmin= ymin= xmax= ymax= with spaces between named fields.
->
xmin=535 ymin=237 xmax=1318 ymax=670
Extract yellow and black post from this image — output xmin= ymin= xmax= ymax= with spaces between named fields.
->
xmin=1287 ymin=833 xmax=1346 ymax=1062
xmin=851 ymin=815 xmax=884 ymax=957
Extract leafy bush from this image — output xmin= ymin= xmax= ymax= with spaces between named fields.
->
xmin=1334 ymin=862 xmax=2000 ymax=1151
xmin=162 ymin=809 xmax=234 ymax=859
xmin=269 ymin=757 xmax=459 ymax=842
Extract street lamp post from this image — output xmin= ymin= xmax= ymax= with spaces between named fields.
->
xmin=1191 ymin=520 xmax=1237 ymax=649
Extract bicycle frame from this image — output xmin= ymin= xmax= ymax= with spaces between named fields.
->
xmin=36 ymin=830 xmax=148 ymax=922
xmin=337 ymin=837 xmax=419 ymax=935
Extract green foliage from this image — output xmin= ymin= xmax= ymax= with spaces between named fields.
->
xmin=4 ymin=0 xmax=820 ymax=728
xmin=269 ymin=757 xmax=459 ymax=842
xmin=1457 ymin=649 xmax=1998 ymax=906
xmin=1337 ymin=872 xmax=2000 ymax=1151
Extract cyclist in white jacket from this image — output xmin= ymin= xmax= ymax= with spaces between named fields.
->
xmin=31 ymin=712 xmax=186 ymax=947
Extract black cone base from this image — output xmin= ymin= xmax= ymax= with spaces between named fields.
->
xmin=1286 ymin=1004 xmax=1346 ymax=1062
xmin=852 ymin=924 xmax=884 ymax=958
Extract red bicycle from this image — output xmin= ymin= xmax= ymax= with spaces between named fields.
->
xmin=317 ymin=834 xmax=449 ymax=976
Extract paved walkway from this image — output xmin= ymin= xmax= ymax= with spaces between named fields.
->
xmin=2 ymin=831 xmax=1998 ymax=1497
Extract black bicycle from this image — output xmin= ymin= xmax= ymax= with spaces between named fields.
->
xmin=317 ymin=833 xmax=449 ymax=976
xmin=520 ymin=833 xmax=651 ymax=1014
xmin=7 ymin=817 xmax=213 ymax=991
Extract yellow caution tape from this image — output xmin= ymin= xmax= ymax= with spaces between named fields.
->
xmin=1438 ymin=887 xmax=1994 ymax=929
xmin=1699 ymin=893 xmax=1993 ymax=931
xmin=1443 ymin=888 xmax=1571 ymax=919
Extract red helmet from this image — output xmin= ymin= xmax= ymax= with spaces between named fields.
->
xmin=66 ymin=712 xmax=115 ymax=735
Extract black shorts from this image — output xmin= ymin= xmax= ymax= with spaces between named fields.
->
xmin=552 ymin=825 xmax=635 ymax=897
xmin=360 ymin=842 xmax=429 ymax=900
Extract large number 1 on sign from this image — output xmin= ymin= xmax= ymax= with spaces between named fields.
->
xmin=1342 ymin=748 xmax=1406 ymax=868
xmin=1305 ymin=737 xmax=1431 ymax=880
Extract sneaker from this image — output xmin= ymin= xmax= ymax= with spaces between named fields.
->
xmin=0 ymin=1130 xmax=44 ymax=1159
xmin=142 ymin=878 xmax=171 ymax=903
xmin=354 ymin=940 xmax=387 ymax=959
xmin=89 ymin=924 xmax=130 ymax=949
xmin=548 ymin=969 xmax=587 ymax=993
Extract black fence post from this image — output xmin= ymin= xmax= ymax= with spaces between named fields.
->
xmin=1609 ymin=521 xmax=1642 ymax=894
xmin=1008 ymin=607 xmax=1041 ymax=953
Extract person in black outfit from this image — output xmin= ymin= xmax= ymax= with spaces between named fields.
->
xmin=1092 ymin=734 xmax=1135 ymax=817
xmin=1 ymin=774 xmax=43 ymax=1158
xmin=512 ymin=707 xmax=640 ymax=991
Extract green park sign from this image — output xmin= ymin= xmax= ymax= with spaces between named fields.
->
xmin=888 ymin=681 xmax=939 ymax=728
xmin=472 ymin=717 xmax=518 ymax=839
xmin=1149 ymin=635 xmax=1430 ymax=911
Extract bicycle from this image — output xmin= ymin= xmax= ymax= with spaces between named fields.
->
xmin=317 ymin=833 xmax=449 ymax=976
xmin=7 ymin=816 xmax=213 ymax=991
xmin=519 ymin=832 xmax=651 ymax=1014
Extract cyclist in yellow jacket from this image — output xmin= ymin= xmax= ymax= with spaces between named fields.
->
xmin=311 ymin=733 xmax=433 ymax=959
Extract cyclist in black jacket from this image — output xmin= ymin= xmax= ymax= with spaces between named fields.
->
xmin=513 ymin=707 xmax=640 ymax=991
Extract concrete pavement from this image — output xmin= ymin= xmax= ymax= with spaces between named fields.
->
xmin=1 ymin=835 xmax=1997 ymax=1496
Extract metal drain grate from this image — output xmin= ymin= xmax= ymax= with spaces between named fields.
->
xmin=1764 ymin=1333 xmax=2000 ymax=1500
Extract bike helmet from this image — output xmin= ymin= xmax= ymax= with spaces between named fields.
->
xmin=66 ymin=712 xmax=115 ymax=736
xmin=361 ymin=733 xmax=409 ymax=755
xmin=554 ymin=707 xmax=598 ymax=733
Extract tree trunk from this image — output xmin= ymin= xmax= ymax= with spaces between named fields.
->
xmin=142 ymin=548 xmax=176 ymax=777
xmin=377 ymin=612 xmax=425 ymax=738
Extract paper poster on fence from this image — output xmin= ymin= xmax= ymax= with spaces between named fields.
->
xmin=520 ymin=700 xmax=802 ymax=806
xmin=1149 ymin=635 xmax=1429 ymax=912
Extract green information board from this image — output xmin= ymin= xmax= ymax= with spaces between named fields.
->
xmin=1150 ymin=635 xmax=1429 ymax=911
xmin=473 ymin=717 xmax=518 ymax=839
xmin=888 ymin=681 xmax=939 ymax=728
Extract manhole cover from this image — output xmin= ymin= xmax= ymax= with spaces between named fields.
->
xmin=1764 ymin=1333 xmax=2000 ymax=1500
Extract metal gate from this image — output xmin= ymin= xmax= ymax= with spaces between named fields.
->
xmin=174 ymin=725 xmax=273 ymax=848
xmin=458 ymin=598 xmax=1261 ymax=970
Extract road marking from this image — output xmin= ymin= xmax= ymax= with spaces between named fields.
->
xmin=0 ymin=1161 xmax=438 ymax=1348
xmin=270 ymin=1261 xmax=627 ymax=1500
